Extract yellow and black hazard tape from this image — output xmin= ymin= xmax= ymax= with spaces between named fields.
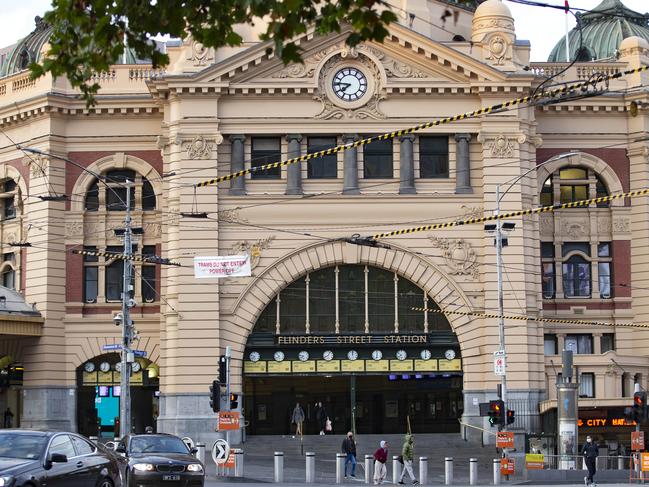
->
xmin=194 ymin=65 xmax=649 ymax=188
xmin=412 ymin=307 xmax=649 ymax=329
xmin=72 ymin=249 xmax=181 ymax=266
xmin=372 ymin=187 xmax=649 ymax=239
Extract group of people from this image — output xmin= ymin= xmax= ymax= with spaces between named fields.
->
xmin=341 ymin=431 xmax=419 ymax=485
xmin=291 ymin=402 xmax=330 ymax=437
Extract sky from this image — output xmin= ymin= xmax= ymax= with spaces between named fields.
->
xmin=1 ymin=0 xmax=648 ymax=62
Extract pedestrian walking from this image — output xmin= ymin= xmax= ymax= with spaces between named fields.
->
xmin=342 ymin=431 xmax=357 ymax=478
xmin=291 ymin=402 xmax=305 ymax=438
xmin=315 ymin=402 xmax=327 ymax=435
xmin=398 ymin=434 xmax=419 ymax=484
xmin=3 ymin=407 xmax=13 ymax=428
xmin=373 ymin=440 xmax=388 ymax=485
xmin=582 ymin=435 xmax=599 ymax=487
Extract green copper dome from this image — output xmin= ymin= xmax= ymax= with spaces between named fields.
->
xmin=548 ymin=0 xmax=649 ymax=62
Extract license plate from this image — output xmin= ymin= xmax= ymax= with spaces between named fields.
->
xmin=163 ymin=474 xmax=180 ymax=481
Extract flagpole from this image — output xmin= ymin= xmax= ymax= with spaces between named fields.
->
xmin=564 ymin=0 xmax=570 ymax=62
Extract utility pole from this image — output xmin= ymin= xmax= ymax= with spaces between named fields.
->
xmin=495 ymin=184 xmax=507 ymax=428
xmin=119 ymin=181 xmax=135 ymax=437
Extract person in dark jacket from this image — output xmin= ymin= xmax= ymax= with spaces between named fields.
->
xmin=342 ymin=431 xmax=357 ymax=478
xmin=315 ymin=402 xmax=327 ymax=435
xmin=582 ymin=435 xmax=599 ymax=486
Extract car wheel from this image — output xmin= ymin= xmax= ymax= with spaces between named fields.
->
xmin=98 ymin=478 xmax=114 ymax=487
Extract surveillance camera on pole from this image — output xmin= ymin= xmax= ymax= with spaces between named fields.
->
xmin=113 ymin=313 xmax=123 ymax=326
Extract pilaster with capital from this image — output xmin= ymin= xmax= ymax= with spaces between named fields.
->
xmin=454 ymin=133 xmax=472 ymax=194
xmin=399 ymin=134 xmax=416 ymax=194
xmin=229 ymin=135 xmax=246 ymax=195
xmin=342 ymin=134 xmax=360 ymax=195
xmin=286 ymin=134 xmax=303 ymax=195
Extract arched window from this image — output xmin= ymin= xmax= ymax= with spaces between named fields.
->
xmin=562 ymin=254 xmax=591 ymax=298
xmin=254 ymin=264 xmax=450 ymax=334
xmin=539 ymin=166 xmax=609 ymax=208
xmin=84 ymin=169 xmax=156 ymax=212
xmin=1 ymin=267 xmax=15 ymax=290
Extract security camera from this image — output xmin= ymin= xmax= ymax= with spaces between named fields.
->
xmin=113 ymin=313 xmax=123 ymax=326
xmin=127 ymin=298 xmax=138 ymax=308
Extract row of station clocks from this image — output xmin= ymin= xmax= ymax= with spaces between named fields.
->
xmin=83 ymin=361 xmax=142 ymax=373
xmin=249 ymin=349 xmax=457 ymax=363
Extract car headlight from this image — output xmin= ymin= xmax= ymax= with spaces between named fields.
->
xmin=187 ymin=464 xmax=203 ymax=472
xmin=0 ymin=476 xmax=15 ymax=487
xmin=132 ymin=463 xmax=155 ymax=472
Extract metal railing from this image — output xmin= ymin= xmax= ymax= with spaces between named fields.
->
xmin=540 ymin=454 xmax=632 ymax=470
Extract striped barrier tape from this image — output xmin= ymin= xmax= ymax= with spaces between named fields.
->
xmin=194 ymin=65 xmax=649 ymax=188
xmin=72 ymin=249 xmax=181 ymax=266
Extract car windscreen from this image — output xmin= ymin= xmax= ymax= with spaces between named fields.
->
xmin=129 ymin=436 xmax=189 ymax=454
xmin=0 ymin=433 xmax=47 ymax=460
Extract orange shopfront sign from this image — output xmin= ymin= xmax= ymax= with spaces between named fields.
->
xmin=577 ymin=418 xmax=636 ymax=428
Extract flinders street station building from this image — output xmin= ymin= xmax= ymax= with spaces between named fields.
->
xmin=1 ymin=0 xmax=649 ymax=450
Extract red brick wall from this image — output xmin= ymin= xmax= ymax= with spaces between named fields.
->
xmin=66 ymin=245 xmax=83 ymax=302
xmin=612 ymin=240 xmax=631 ymax=299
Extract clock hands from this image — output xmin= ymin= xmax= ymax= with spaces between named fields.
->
xmin=334 ymin=82 xmax=352 ymax=91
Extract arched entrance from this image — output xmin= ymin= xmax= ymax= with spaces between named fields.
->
xmin=76 ymin=353 xmax=160 ymax=438
xmin=243 ymin=263 xmax=463 ymax=435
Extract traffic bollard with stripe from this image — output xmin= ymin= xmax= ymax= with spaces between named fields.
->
xmin=618 ymin=455 xmax=624 ymax=470
xmin=336 ymin=453 xmax=345 ymax=484
xmin=393 ymin=456 xmax=402 ymax=484
xmin=419 ymin=457 xmax=428 ymax=485
xmin=365 ymin=454 xmax=373 ymax=484
xmin=234 ymin=449 xmax=244 ymax=477
xmin=493 ymin=459 xmax=501 ymax=485
xmin=274 ymin=451 xmax=283 ymax=483
xmin=306 ymin=452 xmax=315 ymax=483
xmin=445 ymin=457 xmax=453 ymax=485
xmin=469 ymin=458 xmax=478 ymax=485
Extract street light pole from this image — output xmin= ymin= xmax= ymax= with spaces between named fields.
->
xmin=119 ymin=181 xmax=135 ymax=437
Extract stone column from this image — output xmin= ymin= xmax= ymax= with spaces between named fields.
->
xmin=342 ymin=134 xmax=360 ymax=195
xmin=285 ymin=134 xmax=303 ymax=195
xmin=399 ymin=134 xmax=416 ymax=194
xmin=455 ymin=133 xmax=473 ymax=194
xmin=229 ymin=135 xmax=246 ymax=195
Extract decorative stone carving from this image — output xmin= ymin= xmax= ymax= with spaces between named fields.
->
xmin=272 ymin=45 xmax=339 ymax=78
xmin=187 ymin=40 xmax=214 ymax=67
xmin=428 ymin=236 xmax=478 ymax=280
xmin=597 ymin=216 xmax=612 ymax=234
xmin=183 ymin=135 xmax=223 ymax=160
xmin=477 ymin=133 xmax=526 ymax=158
xmin=487 ymin=35 xmax=508 ymax=65
xmin=219 ymin=208 xmax=248 ymax=224
xmin=460 ymin=205 xmax=483 ymax=220
xmin=314 ymin=53 xmax=386 ymax=120
xmin=144 ymin=222 xmax=162 ymax=237
xmin=65 ymin=221 xmax=84 ymax=237
xmin=613 ymin=217 xmax=630 ymax=233
xmin=23 ymin=154 xmax=48 ymax=179
xmin=230 ymin=236 xmax=275 ymax=270
xmin=562 ymin=218 xmax=589 ymax=239
xmin=539 ymin=214 xmax=554 ymax=237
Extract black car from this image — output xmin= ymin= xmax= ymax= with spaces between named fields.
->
xmin=116 ymin=434 xmax=204 ymax=487
xmin=0 ymin=429 xmax=121 ymax=487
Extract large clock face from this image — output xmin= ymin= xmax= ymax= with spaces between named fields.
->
xmin=332 ymin=67 xmax=368 ymax=102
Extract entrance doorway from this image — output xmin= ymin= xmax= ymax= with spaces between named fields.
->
xmin=244 ymin=374 xmax=462 ymax=435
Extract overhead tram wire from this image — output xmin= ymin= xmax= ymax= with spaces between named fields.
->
xmin=194 ymin=66 xmax=649 ymax=189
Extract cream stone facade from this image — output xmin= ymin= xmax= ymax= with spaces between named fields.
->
xmin=0 ymin=0 xmax=648 ymax=447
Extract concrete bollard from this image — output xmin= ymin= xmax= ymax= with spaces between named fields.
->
xmin=445 ymin=457 xmax=453 ymax=485
xmin=365 ymin=454 xmax=373 ymax=484
xmin=336 ymin=453 xmax=346 ymax=484
xmin=234 ymin=448 xmax=244 ymax=477
xmin=274 ymin=451 xmax=284 ymax=483
xmin=306 ymin=452 xmax=315 ymax=483
xmin=195 ymin=443 xmax=205 ymax=465
xmin=618 ymin=455 xmax=625 ymax=470
xmin=419 ymin=457 xmax=428 ymax=485
xmin=493 ymin=458 xmax=501 ymax=485
xmin=469 ymin=458 xmax=478 ymax=485
xmin=393 ymin=456 xmax=402 ymax=484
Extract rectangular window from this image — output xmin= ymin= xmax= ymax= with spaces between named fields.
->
xmin=601 ymin=333 xmax=615 ymax=353
xmin=251 ymin=137 xmax=281 ymax=179
xmin=541 ymin=242 xmax=555 ymax=259
xmin=598 ymin=262 xmax=612 ymax=298
xmin=307 ymin=137 xmax=337 ymax=178
xmin=563 ymin=259 xmax=591 ymax=297
xmin=3 ymin=180 xmax=16 ymax=220
xmin=363 ymin=139 xmax=393 ymax=179
xmin=565 ymin=334 xmax=593 ymax=354
xmin=141 ymin=266 xmax=156 ymax=303
xmin=542 ymin=263 xmax=556 ymax=299
xmin=104 ymin=245 xmax=136 ymax=302
xmin=597 ymin=242 xmax=611 ymax=257
xmin=84 ymin=267 xmax=98 ymax=303
xmin=544 ymin=334 xmax=558 ymax=355
xmin=579 ymin=372 xmax=595 ymax=398
xmin=419 ymin=136 xmax=449 ymax=178
xmin=560 ymin=184 xmax=588 ymax=204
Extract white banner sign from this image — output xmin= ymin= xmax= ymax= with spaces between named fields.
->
xmin=194 ymin=255 xmax=251 ymax=278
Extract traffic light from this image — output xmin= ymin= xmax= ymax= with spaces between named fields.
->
xmin=230 ymin=393 xmax=239 ymax=410
xmin=218 ymin=355 xmax=227 ymax=384
xmin=210 ymin=380 xmax=220 ymax=412
xmin=634 ymin=391 xmax=647 ymax=422
xmin=506 ymin=409 xmax=515 ymax=425
xmin=488 ymin=400 xmax=504 ymax=427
